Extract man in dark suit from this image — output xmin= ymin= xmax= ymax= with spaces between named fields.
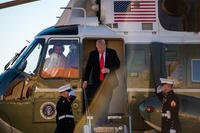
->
xmin=82 ymin=39 xmax=120 ymax=105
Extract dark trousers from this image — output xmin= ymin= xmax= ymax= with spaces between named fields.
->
xmin=83 ymin=84 xmax=99 ymax=113
xmin=55 ymin=118 xmax=75 ymax=133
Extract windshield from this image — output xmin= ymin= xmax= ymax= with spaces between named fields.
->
xmin=10 ymin=38 xmax=45 ymax=71
xmin=41 ymin=38 xmax=80 ymax=78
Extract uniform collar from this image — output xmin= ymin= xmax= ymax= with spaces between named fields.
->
xmin=167 ymin=90 xmax=174 ymax=95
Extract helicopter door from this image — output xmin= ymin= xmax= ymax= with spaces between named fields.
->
xmin=82 ymin=38 xmax=127 ymax=126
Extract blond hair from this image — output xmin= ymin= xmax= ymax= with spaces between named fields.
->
xmin=96 ymin=39 xmax=106 ymax=46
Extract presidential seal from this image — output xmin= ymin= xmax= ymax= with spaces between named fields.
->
xmin=40 ymin=102 xmax=56 ymax=120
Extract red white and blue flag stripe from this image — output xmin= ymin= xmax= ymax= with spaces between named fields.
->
xmin=114 ymin=0 xmax=156 ymax=22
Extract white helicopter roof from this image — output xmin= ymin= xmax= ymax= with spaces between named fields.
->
xmin=78 ymin=25 xmax=123 ymax=38
xmin=36 ymin=24 xmax=123 ymax=39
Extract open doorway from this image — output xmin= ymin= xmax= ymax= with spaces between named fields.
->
xmin=82 ymin=38 xmax=127 ymax=123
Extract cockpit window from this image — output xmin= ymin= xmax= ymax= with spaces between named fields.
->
xmin=9 ymin=39 xmax=45 ymax=74
xmin=41 ymin=38 xmax=80 ymax=78
xmin=22 ymin=43 xmax=43 ymax=74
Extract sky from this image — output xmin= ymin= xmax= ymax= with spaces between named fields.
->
xmin=0 ymin=0 xmax=69 ymax=73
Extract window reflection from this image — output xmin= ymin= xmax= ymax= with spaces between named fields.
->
xmin=166 ymin=60 xmax=184 ymax=87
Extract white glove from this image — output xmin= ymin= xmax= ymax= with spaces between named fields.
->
xmin=156 ymin=85 xmax=162 ymax=93
xmin=69 ymin=90 xmax=75 ymax=96
xmin=170 ymin=129 xmax=176 ymax=133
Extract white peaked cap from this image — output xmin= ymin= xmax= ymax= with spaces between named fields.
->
xmin=160 ymin=78 xmax=174 ymax=85
xmin=58 ymin=84 xmax=71 ymax=93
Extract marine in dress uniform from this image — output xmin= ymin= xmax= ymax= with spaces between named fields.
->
xmin=157 ymin=78 xmax=181 ymax=133
xmin=55 ymin=84 xmax=76 ymax=133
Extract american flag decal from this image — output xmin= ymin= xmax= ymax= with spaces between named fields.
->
xmin=114 ymin=0 xmax=156 ymax=22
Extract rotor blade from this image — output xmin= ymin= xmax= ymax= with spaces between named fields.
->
xmin=0 ymin=0 xmax=39 ymax=9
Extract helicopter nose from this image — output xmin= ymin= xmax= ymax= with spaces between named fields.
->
xmin=139 ymin=96 xmax=160 ymax=122
xmin=139 ymin=100 xmax=153 ymax=121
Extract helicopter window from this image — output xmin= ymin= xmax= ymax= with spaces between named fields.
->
xmin=126 ymin=44 xmax=150 ymax=88
xmin=191 ymin=59 xmax=200 ymax=82
xmin=164 ymin=46 xmax=184 ymax=88
xmin=41 ymin=39 xmax=80 ymax=78
xmin=165 ymin=60 xmax=184 ymax=87
xmin=23 ymin=43 xmax=43 ymax=74
xmin=164 ymin=45 xmax=200 ymax=88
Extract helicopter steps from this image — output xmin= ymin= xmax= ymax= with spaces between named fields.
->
xmin=0 ymin=118 xmax=22 ymax=133
xmin=83 ymin=124 xmax=128 ymax=133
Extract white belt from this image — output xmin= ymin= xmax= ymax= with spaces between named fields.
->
xmin=58 ymin=115 xmax=74 ymax=120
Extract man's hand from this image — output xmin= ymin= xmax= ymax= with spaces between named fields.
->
xmin=170 ymin=129 xmax=176 ymax=133
xmin=101 ymin=68 xmax=110 ymax=74
xmin=82 ymin=81 xmax=88 ymax=89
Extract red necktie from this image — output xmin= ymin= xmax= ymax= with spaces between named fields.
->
xmin=100 ymin=53 xmax=104 ymax=81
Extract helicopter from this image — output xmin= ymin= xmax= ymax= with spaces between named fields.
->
xmin=0 ymin=0 xmax=200 ymax=133
xmin=0 ymin=0 xmax=40 ymax=9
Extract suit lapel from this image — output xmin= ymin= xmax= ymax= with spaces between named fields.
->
xmin=95 ymin=50 xmax=100 ymax=65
